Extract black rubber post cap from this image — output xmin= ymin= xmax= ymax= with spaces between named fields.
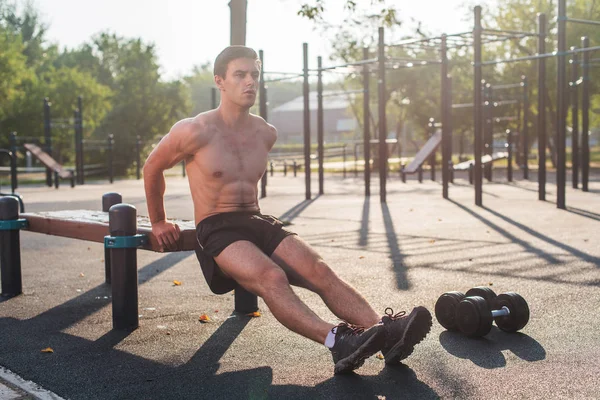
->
xmin=109 ymin=204 xmax=137 ymax=236
xmin=102 ymin=192 xmax=123 ymax=212
xmin=0 ymin=196 xmax=20 ymax=219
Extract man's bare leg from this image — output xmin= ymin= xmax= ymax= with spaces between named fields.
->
xmin=271 ymin=235 xmax=381 ymax=328
xmin=214 ymin=240 xmax=334 ymax=344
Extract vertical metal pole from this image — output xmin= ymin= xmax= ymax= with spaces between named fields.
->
xmin=211 ymin=87 xmax=218 ymax=109
xmin=570 ymin=48 xmax=579 ymax=189
xmin=109 ymin=204 xmax=139 ymax=330
xmin=74 ymin=108 xmax=80 ymax=185
xmin=485 ymin=84 xmax=493 ymax=182
xmin=581 ymin=37 xmax=590 ymax=192
xmin=343 ymin=145 xmax=346 ymax=179
xmin=556 ymin=0 xmax=567 ymax=209
xmin=108 ymin=134 xmax=114 ymax=184
xmin=363 ymin=47 xmax=371 ymax=197
xmin=317 ymin=56 xmax=324 ymax=194
xmin=303 ymin=43 xmax=311 ymax=200
xmin=473 ymin=6 xmax=483 ymax=206
xmin=43 ymin=98 xmax=53 ymax=187
xmin=9 ymin=133 xmax=18 ymax=190
xmin=77 ymin=96 xmax=84 ymax=185
xmin=522 ymin=76 xmax=529 ymax=179
xmin=259 ymin=50 xmax=268 ymax=199
xmin=507 ymin=129 xmax=513 ymax=182
xmin=378 ymin=27 xmax=387 ymax=203
xmin=447 ymin=77 xmax=454 ymax=185
xmin=0 ymin=197 xmax=22 ymax=297
xmin=441 ymin=35 xmax=449 ymax=199
xmin=428 ymin=118 xmax=436 ymax=181
xmin=102 ymin=192 xmax=123 ymax=284
xmin=538 ymin=13 xmax=547 ymax=201
xmin=136 ymin=136 xmax=141 ymax=180
xmin=229 ymin=0 xmax=247 ymax=45
xmin=354 ymin=143 xmax=358 ymax=178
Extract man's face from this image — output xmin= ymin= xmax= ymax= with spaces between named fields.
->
xmin=216 ymin=57 xmax=260 ymax=109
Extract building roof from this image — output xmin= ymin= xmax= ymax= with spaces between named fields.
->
xmin=271 ymin=90 xmax=356 ymax=113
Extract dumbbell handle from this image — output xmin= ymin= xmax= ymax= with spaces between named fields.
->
xmin=491 ymin=306 xmax=510 ymax=318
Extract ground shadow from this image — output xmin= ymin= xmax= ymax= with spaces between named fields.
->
xmin=358 ymin=196 xmax=370 ymax=247
xmin=482 ymin=206 xmax=600 ymax=266
xmin=381 ymin=202 xmax=409 ymax=290
xmin=278 ymin=195 xmax=321 ymax=224
xmin=565 ymin=206 xmax=600 ymax=222
xmin=439 ymin=329 xmax=546 ymax=369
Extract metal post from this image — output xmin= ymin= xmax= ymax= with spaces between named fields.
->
xmin=429 ymin=118 xmax=436 ymax=181
xmin=581 ymin=36 xmax=590 ymax=192
xmin=109 ymin=204 xmax=139 ymax=330
xmin=270 ymin=161 xmax=274 ymax=177
xmin=538 ymin=13 xmax=547 ymax=201
xmin=556 ymin=0 xmax=567 ymax=209
xmin=363 ymin=47 xmax=371 ymax=197
xmin=211 ymin=87 xmax=218 ymax=109
xmin=259 ymin=50 xmax=268 ymax=199
xmin=0 ymin=197 xmax=22 ymax=297
xmin=77 ymin=96 xmax=84 ymax=185
xmin=570 ymin=48 xmax=579 ymax=189
xmin=522 ymin=76 xmax=530 ymax=179
xmin=102 ymin=192 xmax=123 ymax=284
xmin=293 ymin=161 xmax=298 ymax=177
xmin=507 ymin=129 xmax=513 ymax=182
xmin=9 ymin=132 xmax=18 ymax=190
xmin=303 ymin=43 xmax=311 ymax=200
xmin=43 ymin=98 xmax=53 ymax=187
xmin=441 ymin=35 xmax=449 ymax=198
xmin=107 ymin=134 xmax=114 ymax=184
xmin=343 ymin=145 xmax=346 ymax=179
xmin=229 ymin=0 xmax=247 ymax=45
xmin=473 ymin=6 xmax=483 ymax=206
xmin=317 ymin=56 xmax=324 ymax=194
xmin=485 ymin=84 xmax=493 ymax=182
xmin=234 ymin=286 xmax=258 ymax=313
xmin=136 ymin=135 xmax=141 ymax=180
xmin=74 ymin=108 xmax=81 ymax=185
xmin=378 ymin=27 xmax=387 ymax=203
xmin=447 ymin=77 xmax=454 ymax=186
xmin=354 ymin=143 xmax=358 ymax=178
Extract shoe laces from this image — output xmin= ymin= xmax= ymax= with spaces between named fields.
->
xmin=384 ymin=308 xmax=407 ymax=320
xmin=333 ymin=322 xmax=365 ymax=335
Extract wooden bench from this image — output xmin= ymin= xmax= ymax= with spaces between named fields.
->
xmin=24 ymin=143 xmax=75 ymax=188
xmin=0 ymin=193 xmax=258 ymax=331
xmin=401 ymin=130 xmax=442 ymax=183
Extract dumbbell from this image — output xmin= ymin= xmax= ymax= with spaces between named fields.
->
xmin=457 ymin=292 xmax=529 ymax=337
xmin=435 ymin=287 xmax=529 ymax=337
xmin=434 ymin=286 xmax=497 ymax=331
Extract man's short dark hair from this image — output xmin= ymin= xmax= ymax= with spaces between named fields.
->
xmin=214 ymin=46 xmax=260 ymax=78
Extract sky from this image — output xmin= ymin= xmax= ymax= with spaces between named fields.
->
xmin=33 ymin=0 xmax=493 ymax=80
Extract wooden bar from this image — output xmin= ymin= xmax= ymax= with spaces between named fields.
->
xmin=21 ymin=210 xmax=197 ymax=252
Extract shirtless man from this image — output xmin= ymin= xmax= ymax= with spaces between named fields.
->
xmin=143 ymin=45 xmax=432 ymax=374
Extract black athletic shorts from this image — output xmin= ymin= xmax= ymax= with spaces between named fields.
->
xmin=194 ymin=211 xmax=296 ymax=294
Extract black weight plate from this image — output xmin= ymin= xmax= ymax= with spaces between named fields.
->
xmin=457 ymin=296 xmax=493 ymax=337
xmin=434 ymin=291 xmax=465 ymax=330
xmin=465 ymin=286 xmax=497 ymax=306
xmin=492 ymin=292 xmax=529 ymax=332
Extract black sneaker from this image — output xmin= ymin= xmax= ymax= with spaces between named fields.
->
xmin=381 ymin=306 xmax=432 ymax=364
xmin=330 ymin=322 xmax=386 ymax=374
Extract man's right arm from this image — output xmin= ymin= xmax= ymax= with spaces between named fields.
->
xmin=143 ymin=119 xmax=204 ymax=249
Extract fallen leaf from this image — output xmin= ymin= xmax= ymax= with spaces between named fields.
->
xmin=166 ymin=332 xmax=171 ymax=335
xmin=488 ymin=282 xmax=493 ymax=286
xmin=214 ymin=310 xmax=219 ymax=313
xmin=359 ymin=256 xmax=365 ymax=259
xmin=173 ymin=280 xmax=182 ymax=286
xmin=438 ymin=218 xmax=442 ymax=222
xmin=469 ymin=258 xmax=473 ymax=261
xmin=376 ymin=353 xmax=384 ymax=360
xmin=429 ymin=239 xmax=435 ymax=244
xmin=247 ymin=311 xmax=261 ymax=317
xmin=41 ymin=347 xmax=54 ymax=353
xmin=199 ymin=314 xmax=210 ymax=323
xmin=100 ymin=259 xmax=104 ymax=263
xmin=79 ymin=273 xmax=85 ymax=277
